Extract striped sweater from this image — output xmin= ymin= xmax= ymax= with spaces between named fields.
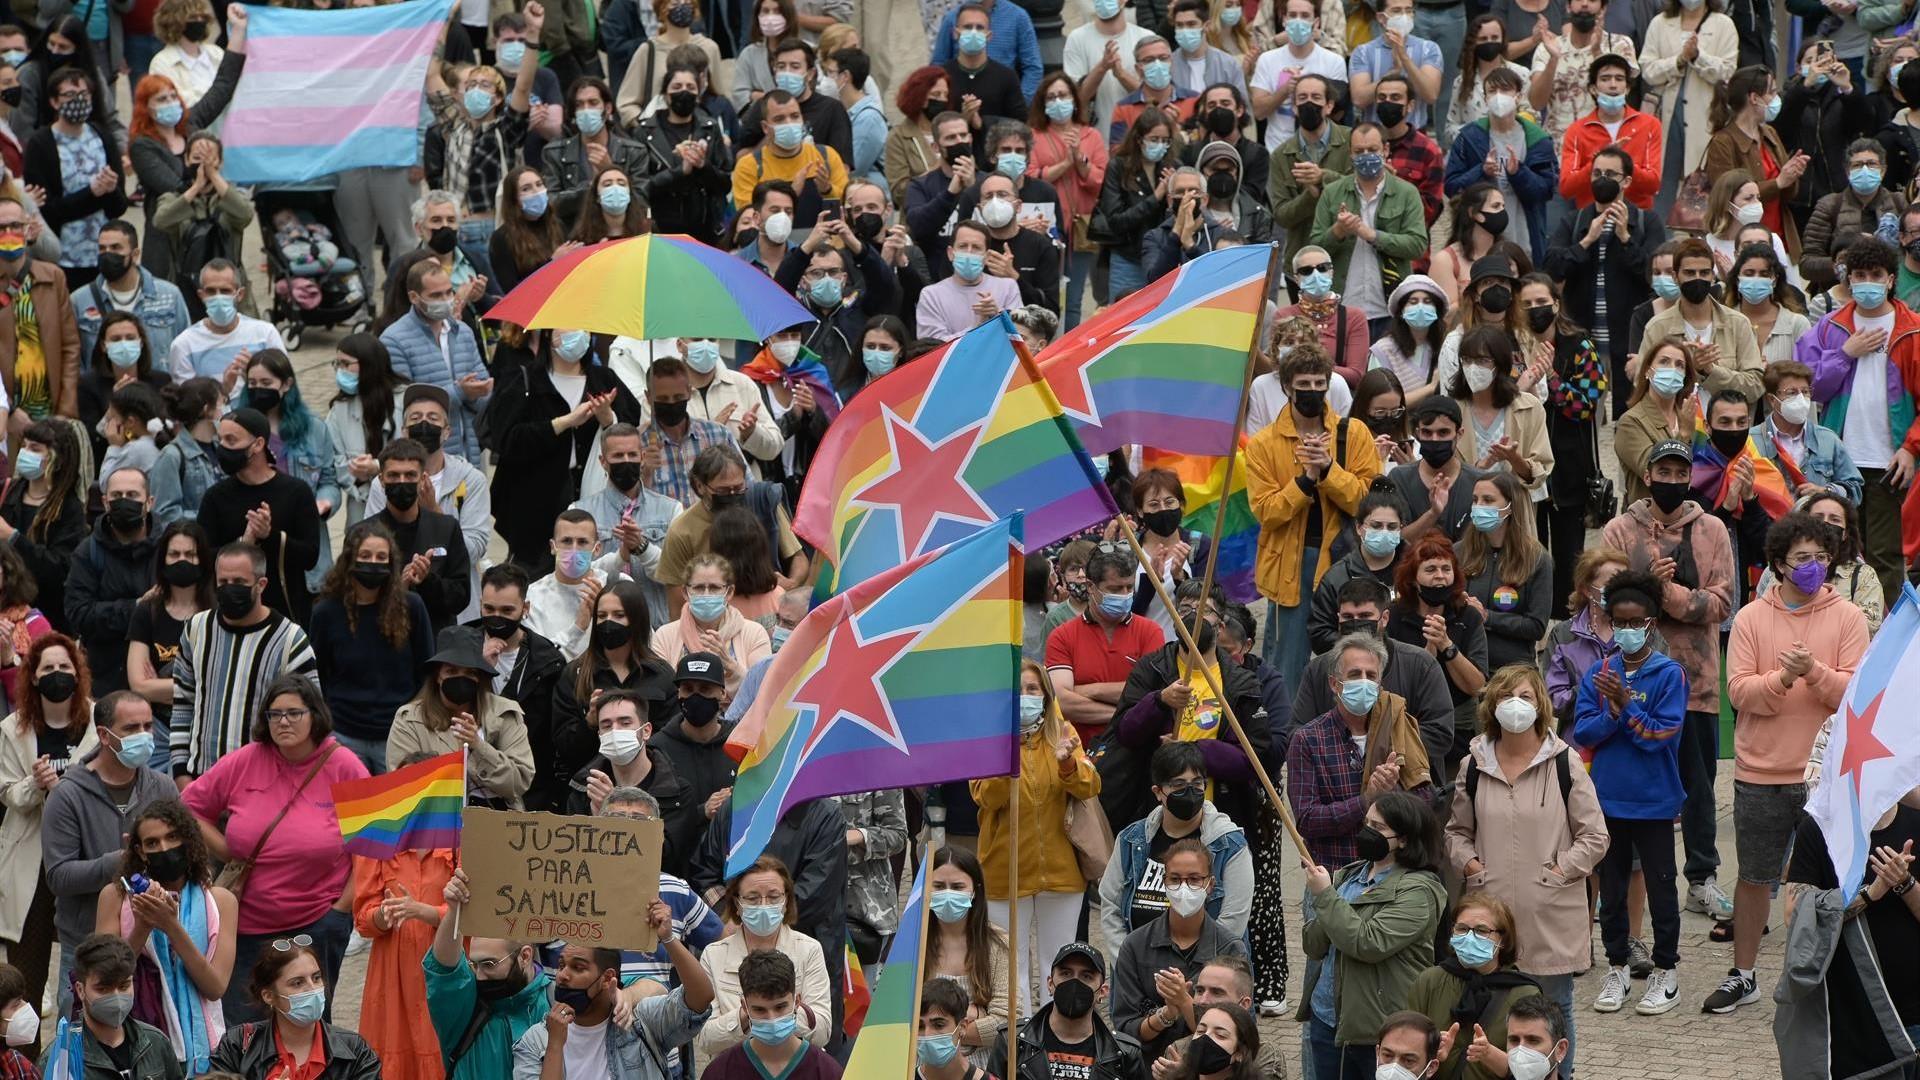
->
xmin=168 ymin=610 xmax=319 ymax=777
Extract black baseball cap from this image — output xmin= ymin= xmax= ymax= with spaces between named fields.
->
xmin=1646 ymin=439 xmax=1692 ymax=468
xmin=1051 ymin=942 xmax=1106 ymax=978
xmin=675 ymin=652 xmax=726 ymax=687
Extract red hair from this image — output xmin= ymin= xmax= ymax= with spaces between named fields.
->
xmin=18 ymin=632 xmax=91 ymax=737
xmin=1394 ymin=533 xmax=1467 ymax=610
xmin=894 ymin=65 xmax=947 ymax=121
xmin=129 ymin=74 xmax=186 ymax=145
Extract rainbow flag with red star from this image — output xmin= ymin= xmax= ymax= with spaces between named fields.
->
xmin=795 ymin=314 xmax=1115 ymax=597
xmin=723 ymin=518 xmax=1023 ymax=876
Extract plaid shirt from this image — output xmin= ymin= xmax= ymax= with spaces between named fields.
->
xmin=640 ymin=416 xmax=737 ymax=506
xmin=1284 ymin=708 xmax=1372 ymax=868
xmin=1388 ymin=126 xmax=1446 ymax=227
xmin=0 ymin=1049 xmax=35 ymax=1080
xmin=428 ymin=91 xmax=530 ymax=216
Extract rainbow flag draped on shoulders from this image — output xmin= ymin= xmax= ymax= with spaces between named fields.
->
xmin=333 ymin=750 xmax=465 ymax=858
xmin=724 ymin=518 xmax=1024 ymax=876
xmin=842 ymin=855 xmax=928 ymax=1075
xmin=1037 ymin=245 xmax=1271 ymax=456
xmin=740 ymin=342 xmax=844 ymax=426
xmin=1140 ymin=444 xmax=1259 ymax=605
xmin=1691 ymin=409 xmax=1795 ymax=520
xmin=796 ymin=314 xmax=1115 ymax=597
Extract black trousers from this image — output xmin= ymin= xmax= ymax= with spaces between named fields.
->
xmin=1598 ymin=816 xmax=1681 ymax=969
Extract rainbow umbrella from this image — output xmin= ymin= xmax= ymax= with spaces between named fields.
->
xmin=484 ymin=234 xmax=813 ymax=342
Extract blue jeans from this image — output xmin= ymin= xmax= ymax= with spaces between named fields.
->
xmin=1680 ymin=708 xmax=1721 ymax=886
xmin=1308 ymin=1016 xmax=1377 ymax=1080
xmin=1536 ymin=972 xmax=1577 ymax=1078
xmin=1109 ymin=252 xmax=1146 ymax=301
xmin=227 ymin=908 xmax=353 ymax=1024
xmin=332 ymin=731 xmax=388 ymax=776
xmin=456 ymin=218 xmax=498 ymax=291
xmin=1064 ymin=248 xmax=1094 ymax=331
xmin=1416 ymin=5 xmax=1467 ymax=146
xmin=1262 ymin=544 xmax=1317 ymax=690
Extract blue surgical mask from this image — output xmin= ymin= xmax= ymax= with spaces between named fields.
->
xmin=1219 ymin=4 xmax=1241 ymax=25
xmin=930 ymin=890 xmax=973 ymax=923
xmin=558 ymin=549 xmax=594 ymax=579
xmin=1097 ymin=590 xmax=1134 ymax=619
xmin=1285 ymin=17 xmax=1313 ymax=44
xmin=154 ymin=101 xmax=183 ymax=127
xmin=281 ymin=988 xmax=326 ymax=1025
xmin=774 ymin=71 xmax=807 ymax=96
xmin=112 ymin=730 xmax=153 ymax=768
xmin=556 ymin=329 xmax=592 ymax=361
xmin=689 ymin=594 xmax=729 ymax=622
xmin=1339 ymin=677 xmax=1379 ymax=714
xmin=1808 ymin=70 xmax=1829 ymax=87
xmin=0 ymin=49 xmax=25 ymax=66
xmin=1143 ymin=139 xmax=1170 ymax=162
xmin=997 ymin=152 xmax=1026 ymax=178
xmin=863 ymin=347 xmax=896 ymax=375
xmin=599 ymin=184 xmax=632 ymax=214
xmin=770 ymin=626 xmax=791 ymax=652
xmin=1018 ymin=694 xmax=1045 ymax=729
xmin=808 ymin=275 xmax=843 ymax=306
xmin=1766 ymin=94 xmax=1782 ymax=122
xmin=334 ymin=369 xmax=360 ymax=395
xmin=1651 ymin=274 xmax=1680 ymax=301
xmin=1851 ymin=166 xmax=1883 ymax=195
xmin=1737 ymin=276 xmax=1775 ymax=304
xmin=1045 ymin=97 xmax=1074 ymax=123
xmin=749 ymin=1013 xmax=798 ymax=1045
xmin=685 ymin=339 xmax=722 ymax=372
xmin=105 ymin=339 xmax=142 ymax=369
xmin=1175 ymin=26 xmax=1204 ymax=51
xmin=1142 ymin=60 xmax=1172 ymax=90
xmin=1450 ymin=930 xmax=1497 ymax=968
xmin=772 ymin=121 xmax=806 ymax=149
xmin=1852 ymin=281 xmax=1890 ymax=309
xmin=918 ymin=1033 xmax=961 ymax=1066
xmin=1650 ymin=367 xmax=1686 ymax=397
xmin=1470 ymin=504 xmax=1506 ymax=532
xmin=741 ymin=904 xmax=785 ymax=935
xmin=1613 ymin=625 xmax=1648 ymax=654
xmin=1353 ymin=151 xmax=1385 ymax=179
xmin=958 ymin=29 xmax=988 ymax=54
xmin=1093 ymin=0 xmax=1120 ymax=17
xmin=203 ymin=294 xmax=237 ymax=325
xmin=463 ymin=87 xmax=495 ymax=118
xmin=522 ymin=189 xmax=549 ymax=219
xmin=14 ymin=449 xmax=44 ymax=479
xmin=1299 ymin=269 xmax=1333 ymax=297
xmin=1401 ymin=300 xmax=1438 ymax=328
xmin=575 ymin=107 xmax=605 ymax=136
xmin=497 ymin=40 xmax=526 ymax=68
xmin=1597 ymin=91 xmax=1626 ymax=112
xmin=1361 ymin=528 xmax=1400 ymax=557
xmin=952 ymin=252 xmax=985 ymax=281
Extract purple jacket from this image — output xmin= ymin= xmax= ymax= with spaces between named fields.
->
xmin=1543 ymin=608 xmax=1671 ymax=719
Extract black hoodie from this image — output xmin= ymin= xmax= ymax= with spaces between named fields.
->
xmin=64 ymin=513 xmax=157 ymax=693
xmin=649 ymin=713 xmax=737 ymax=817
xmin=565 ymin=744 xmax=701 ymax=874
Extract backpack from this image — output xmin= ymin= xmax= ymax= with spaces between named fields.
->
xmin=175 ymin=214 xmax=237 ymax=305
xmin=1463 ymin=746 xmax=1574 ymax=806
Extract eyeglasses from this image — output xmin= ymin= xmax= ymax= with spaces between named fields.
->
xmin=1452 ymin=923 xmax=1500 ymax=937
xmin=472 ymin=954 xmax=515 ymax=974
xmin=266 ymin=708 xmax=310 ymax=724
xmin=687 ymin=583 xmax=729 ymax=596
xmin=270 ymin=934 xmax=314 ymax=952
xmin=1295 ymin=261 xmax=1333 ymax=276
xmin=1160 ymin=780 xmax=1205 ymax=795
xmin=1784 ymin=551 xmax=1833 ymax=567
xmin=1165 ymin=874 xmax=1211 ymax=888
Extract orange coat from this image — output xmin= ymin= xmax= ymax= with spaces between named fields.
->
xmin=352 ymin=849 xmax=456 ymax=1080
xmin=1559 ymin=108 xmax=1663 ymax=209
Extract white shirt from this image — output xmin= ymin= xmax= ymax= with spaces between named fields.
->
xmin=1252 ymin=44 xmax=1349 ymax=149
xmin=1845 ymin=310 xmax=1898 ymax=468
xmin=1062 ymin=19 xmax=1157 ymax=138
xmin=523 ymin=554 xmax=640 ymax=661
xmin=563 ymin=1019 xmax=613 ymax=1080
xmin=1342 ymin=180 xmax=1389 ymax=318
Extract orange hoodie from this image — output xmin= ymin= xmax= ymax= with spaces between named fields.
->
xmin=1726 ymin=583 xmax=1869 ymax=785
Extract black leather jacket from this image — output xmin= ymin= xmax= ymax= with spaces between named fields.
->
xmin=539 ymin=129 xmax=652 ymax=223
xmin=989 ymin=1006 xmax=1147 ymax=1080
xmin=635 ymin=108 xmax=735 ymax=247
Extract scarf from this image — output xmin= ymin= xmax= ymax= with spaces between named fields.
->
xmin=1437 ymin=958 xmax=1539 ymax=1045
xmin=1297 ymin=291 xmax=1341 ymax=324
xmin=7 ymin=260 xmax=46 ymax=419
xmin=145 ymin=882 xmax=220 ymax=1073
xmin=1690 ymin=424 xmax=1794 ymax=519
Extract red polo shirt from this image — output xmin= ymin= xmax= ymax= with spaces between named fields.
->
xmin=1045 ymin=612 xmax=1165 ymax=743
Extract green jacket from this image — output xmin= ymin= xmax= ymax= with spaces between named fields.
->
xmin=425 ymin=951 xmax=554 ymax=1080
xmin=1299 ymin=861 xmax=1447 ymax=1045
xmin=1309 ymin=171 xmax=1430 ymax=299
xmin=1403 ymin=964 xmax=1544 ymax=1080
xmin=1269 ymin=122 xmax=1353 ymax=263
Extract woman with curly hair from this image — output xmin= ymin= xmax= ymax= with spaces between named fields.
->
xmin=0 ymin=542 xmax=52 ymax=713
xmin=307 ymin=521 xmax=435 ymax=775
xmin=1388 ymin=532 xmax=1490 ymax=770
xmin=883 ymin=64 xmax=949 ymax=205
xmin=95 ymin=797 xmax=239 ymax=1074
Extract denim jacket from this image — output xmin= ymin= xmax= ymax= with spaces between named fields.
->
xmin=1097 ymin=801 xmax=1253 ymax=951
xmin=150 ymin=434 xmax=224 ymax=527
xmin=72 ymin=268 xmax=193 ymax=365
xmin=1750 ymin=418 xmax=1864 ymax=505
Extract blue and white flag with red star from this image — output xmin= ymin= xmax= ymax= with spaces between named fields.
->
xmin=1807 ymin=585 xmax=1920 ymax=902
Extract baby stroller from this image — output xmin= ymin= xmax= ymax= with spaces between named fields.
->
xmin=255 ymin=187 xmax=373 ymax=350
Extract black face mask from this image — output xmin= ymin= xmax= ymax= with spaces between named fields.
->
xmin=668 ymin=90 xmax=698 ymax=116
xmin=680 ymin=692 xmax=721 ymax=727
xmin=1678 ymin=277 xmax=1714 ymax=304
xmin=1476 ymin=208 xmax=1509 ymax=238
xmin=1649 ymin=479 xmax=1691 ymax=514
xmin=477 ymin=961 xmax=530 ymax=1002
xmin=1355 ymin=825 xmax=1392 ymax=861
xmin=1292 ymin=388 xmax=1327 ymax=417
xmin=1206 ymin=170 xmax=1238 ymax=200
xmin=608 ymin=461 xmax=643 ymax=492
xmin=482 ymin=614 xmax=521 ymax=640
xmin=407 ymin=421 xmax=444 ymax=454
xmin=1477 ymin=283 xmax=1512 ymax=314
xmin=1051 ymin=977 xmax=1095 ymax=1019
xmin=96 ymin=251 xmax=129 ymax=281
xmin=214 ymin=442 xmax=252 ymax=476
xmin=215 ymin=582 xmax=256 ymax=619
xmin=247 ymin=387 xmax=282 ymax=414
xmin=1364 ymin=412 xmax=1402 ymax=437
xmin=1296 ymin=101 xmax=1324 ymax=131
xmin=924 ymin=98 xmax=949 ymax=120
xmin=426 ymin=226 xmax=458 ymax=255
xmin=183 ymin=19 xmax=209 ymax=41
xmin=440 ymin=675 xmax=480 ymax=707
xmin=653 ymin=399 xmax=689 ymax=427
xmin=1204 ymin=106 xmax=1237 ymax=136
xmin=1473 ymin=40 xmax=1505 ymax=61
xmin=160 ymin=559 xmax=203 ymax=588
xmin=1142 ymin=508 xmax=1183 ymax=536
xmin=593 ymin=619 xmax=631 ymax=652
xmin=1187 ymin=1034 xmax=1235 ymax=1077
xmin=851 ymin=211 xmax=885 ymax=242
xmin=36 ymin=671 xmax=76 ymax=703
xmin=1526 ymin=305 xmax=1557 ymax=334
xmin=1710 ymin=428 xmax=1748 ymax=459
xmin=1590 ymin=175 xmax=1622 ymax=204
xmin=1163 ymin=785 xmax=1204 ymax=821
xmin=106 ymin=497 xmax=144 ymax=532
xmin=0 ymin=85 xmax=20 ymax=108
xmin=350 ymin=561 xmax=393 ymax=588
xmin=384 ymin=481 xmax=420 ymax=511
xmin=709 ymin=491 xmax=746 ymax=513
xmin=1375 ymin=100 xmax=1406 ymax=128
xmin=1569 ymin=11 xmax=1598 ymax=30
xmin=942 ymin=141 xmax=971 ymax=166
xmin=1417 ymin=583 xmax=1453 ymax=607
xmin=1338 ymin=617 xmax=1381 ymax=640
xmin=143 ymin=845 xmax=189 ymax=884
xmin=1418 ymin=438 xmax=1456 ymax=467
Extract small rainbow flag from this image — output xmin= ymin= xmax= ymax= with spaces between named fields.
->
xmin=1691 ymin=410 xmax=1794 ymax=520
xmin=842 ymin=855 xmax=928 ymax=1075
xmin=1141 ymin=445 xmax=1260 ymax=605
xmin=1038 ymin=244 xmax=1271 ymax=457
xmin=332 ymin=750 xmax=465 ymax=859
xmin=842 ymin=937 xmax=871 ymax=1040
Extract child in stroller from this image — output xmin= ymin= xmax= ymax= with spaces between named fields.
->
xmin=270 ymin=207 xmax=364 ymax=307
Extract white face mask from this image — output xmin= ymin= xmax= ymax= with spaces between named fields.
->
xmin=1167 ymin=883 xmax=1208 ymax=917
xmin=980 ymin=196 xmax=1016 ymax=229
xmin=770 ymin=339 xmax=801 ymax=363
xmin=1777 ymin=392 xmax=1813 ymax=425
xmin=1487 ymin=93 xmax=1517 ymax=118
xmin=1494 ymin=696 xmax=1538 ymax=733
xmin=1506 ymin=1046 xmax=1555 ymax=1080
xmin=762 ymin=210 xmax=794 ymax=244
xmin=599 ymin=729 xmax=643 ymax=765
xmin=1385 ymin=13 xmax=1414 ymax=34
xmin=1464 ymin=364 xmax=1495 ymax=393
xmin=1734 ymin=201 xmax=1766 ymax=224
xmin=4 ymin=1004 xmax=38 ymax=1047
xmin=1376 ymin=1066 xmax=1422 ymax=1080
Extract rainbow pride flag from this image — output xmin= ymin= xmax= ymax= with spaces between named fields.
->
xmin=796 ymin=314 xmax=1115 ymax=597
xmin=1141 ymin=445 xmax=1260 ymax=605
xmin=1691 ymin=410 xmax=1794 ymax=520
xmin=1037 ymin=244 xmax=1271 ymax=456
xmin=842 ymin=937 xmax=871 ymax=1040
xmin=740 ymin=342 xmax=844 ymax=426
xmin=333 ymin=750 xmax=464 ymax=859
xmin=843 ymin=855 xmax=927 ymax=1077
xmin=724 ymin=519 xmax=1023 ymax=875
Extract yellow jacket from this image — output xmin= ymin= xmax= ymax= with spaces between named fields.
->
xmin=971 ymin=728 xmax=1099 ymax=899
xmin=1246 ymin=408 xmax=1382 ymax=606
xmin=730 ymin=140 xmax=848 ymax=215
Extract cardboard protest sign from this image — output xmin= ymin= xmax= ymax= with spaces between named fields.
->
xmin=459 ymin=809 xmax=663 ymax=950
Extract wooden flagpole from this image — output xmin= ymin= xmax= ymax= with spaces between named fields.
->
xmin=904 ymin=848 xmax=933 ymax=1080
xmin=1006 ymin=752 xmax=1021 ymax=1030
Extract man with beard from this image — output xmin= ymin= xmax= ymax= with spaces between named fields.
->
xmin=988 ymin=944 xmax=1146 ymax=1080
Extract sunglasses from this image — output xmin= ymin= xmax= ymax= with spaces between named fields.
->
xmin=271 ymin=934 xmax=314 ymax=952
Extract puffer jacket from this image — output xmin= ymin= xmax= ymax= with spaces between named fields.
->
xmin=64 ymin=515 xmax=157 ymax=693
xmin=971 ymin=725 xmax=1100 ymax=898
xmin=1599 ymin=498 xmax=1736 ymax=715
xmin=1799 ymin=185 xmax=1906 ymax=288
xmin=1445 ymin=732 xmax=1611 ymax=975
xmin=379 ymin=311 xmax=490 ymax=464
xmin=1299 ymin=861 xmax=1448 ymax=1045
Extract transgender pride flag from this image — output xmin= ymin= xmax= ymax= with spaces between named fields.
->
xmin=221 ymin=0 xmax=444 ymax=184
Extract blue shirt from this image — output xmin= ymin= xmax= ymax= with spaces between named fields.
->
xmin=1349 ymin=35 xmax=1445 ymax=131
xmin=1310 ymin=863 xmax=1394 ymax=1026
xmin=930 ymin=0 xmax=1043 ymax=100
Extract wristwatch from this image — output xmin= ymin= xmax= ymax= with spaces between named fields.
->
xmin=1438 ymin=644 xmax=1459 ymax=662
xmin=1894 ymin=875 xmax=1915 ymax=897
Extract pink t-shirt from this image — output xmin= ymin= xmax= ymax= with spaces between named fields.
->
xmin=182 ymin=739 xmax=370 ymax=935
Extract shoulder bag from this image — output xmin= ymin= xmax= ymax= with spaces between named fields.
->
xmin=213 ymin=744 xmax=339 ymax=902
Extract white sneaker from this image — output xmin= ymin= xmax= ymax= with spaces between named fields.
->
xmin=1637 ymin=968 xmax=1681 ymax=1015
xmin=345 ymin=929 xmax=370 ymax=957
xmin=1687 ymin=879 xmax=1736 ymax=921
xmin=1257 ymin=999 xmax=1290 ymax=1018
xmin=1593 ymin=965 xmax=1631 ymax=1012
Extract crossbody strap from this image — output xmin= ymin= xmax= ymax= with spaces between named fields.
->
xmin=239 ymin=743 xmax=338 ymax=867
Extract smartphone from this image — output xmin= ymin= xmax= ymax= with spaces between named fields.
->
xmin=821 ymin=199 xmax=841 ymax=222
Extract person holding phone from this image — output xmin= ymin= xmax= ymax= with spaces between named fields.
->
xmin=1781 ymin=38 xmax=1876 ymax=234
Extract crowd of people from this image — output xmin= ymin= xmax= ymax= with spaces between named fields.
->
xmin=0 ymin=0 xmax=1912 ymax=1078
